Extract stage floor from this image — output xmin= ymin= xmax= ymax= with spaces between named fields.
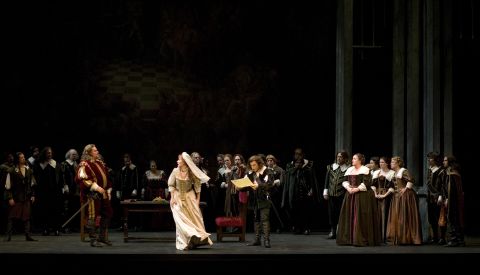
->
xmin=2 ymin=231 xmax=479 ymax=272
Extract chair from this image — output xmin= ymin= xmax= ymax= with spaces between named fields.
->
xmin=215 ymin=191 xmax=248 ymax=242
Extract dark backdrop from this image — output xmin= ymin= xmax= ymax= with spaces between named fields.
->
xmin=1 ymin=0 xmax=477 ymax=234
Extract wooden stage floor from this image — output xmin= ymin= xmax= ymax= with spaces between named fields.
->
xmin=2 ymin=231 xmax=479 ymax=272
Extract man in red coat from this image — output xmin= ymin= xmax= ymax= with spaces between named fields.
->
xmin=76 ymin=144 xmax=113 ymax=247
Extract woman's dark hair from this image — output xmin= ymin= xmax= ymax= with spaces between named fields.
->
xmin=354 ymin=153 xmax=365 ymax=165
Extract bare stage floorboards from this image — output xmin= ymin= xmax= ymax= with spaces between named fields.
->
xmin=2 ymin=231 xmax=479 ymax=273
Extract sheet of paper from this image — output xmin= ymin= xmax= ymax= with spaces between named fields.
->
xmin=231 ymin=177 xmax=254 ymax=188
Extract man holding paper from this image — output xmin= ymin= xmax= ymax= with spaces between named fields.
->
xmin=239 ymin=155 xmax=274 ymax=248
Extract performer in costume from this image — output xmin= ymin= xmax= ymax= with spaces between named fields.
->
xmin=283 ymin=148 xmax=320 ymax=235
xmin=168 ymin=152 xmax=212 ymax=250
xmin=386 ymin=156 xmax=422 ymax=245
xmin=442 ymin=156 xmax=465 ymax=247
xmin=60 ymin=149 xmax=79 ymax=233
xmin=336 ymin=153 xmax=381 ymax=246
xmin=371 ymin=157 xmax=395 ymax=243
xmin=426 ymin=152 xmax=447 ymax=245
xmin=76 ymin=144 xmax=113 ymax=247
xmin=246 ymin=155 xmax=275 ymax=248
xmin=4 ymin=152 xmax=37 ymax=242
xmin=323 ymin=151 xmax=350 ymax=239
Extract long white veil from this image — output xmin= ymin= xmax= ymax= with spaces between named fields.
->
xmin=182 ymin=152 xmax=210 ymax=183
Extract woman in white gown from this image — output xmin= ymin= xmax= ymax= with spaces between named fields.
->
xmin=168 ymin=152 xmax=213 ymax=250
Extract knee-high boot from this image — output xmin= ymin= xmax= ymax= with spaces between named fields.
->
xmin=25 ymin=220 xmax=37 ymax=241
xmin=88 ymin=218 xmax=102 ymax=247
xmin=4 ymin=219 xmax=13 ymax=241
xmin=99 ymin=218 xmax=112 ymax=246
xmin=439 ymin=226 xmax=447 ymax=244
xmin=247 ymin=222 xmax=261 ymax=246
xmin=263 ymin=220 xmax=271 ymax=248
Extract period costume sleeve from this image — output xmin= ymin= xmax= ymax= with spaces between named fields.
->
xmin=77 ymin=161 xmax=98 ymax=191
xmin=435 ymin=169 xmax=447 ymax=201
xmin=193 ymin=177 xmax=201 ymax=194
xmin=60 ymin=161 xmax=67 ymax=188
xmin=342 ymin=166 xmax=354 ymax=190
xmin=5 ymin=171 xmax=12 ymax=200
xmin=323 ymin=165 xmax=331 ymax=196
xmin=402 ymin=169 xmax=414 ymax=189
xmin=142 ymin=172 xmax=148 ymax=190
xmin=441 ymin=169 xmax=449 ymax=200
xmin=358 ymin=166 xmax=370 ymax=191
xmin=258 ymin=167 xmax=274 ymax=189
xmin=134 ymin=165 xmax=140 ymax=192
xmin=168 ymin=168 xmax=178 ymax=193
xmin=30 ymin=172 xmax=37 ymax=197
xmin=385 ymin=170 xmax=395 ymax=194
xmin=103 ymin=162 xmax=113 ymax=197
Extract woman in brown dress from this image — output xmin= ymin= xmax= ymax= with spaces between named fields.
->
xmin=386 ymin=156 xmax=422 ymax=245
xmin=336 ymin=153 xmax=381 ymax=246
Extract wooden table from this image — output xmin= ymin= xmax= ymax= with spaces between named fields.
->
xmin=120 ymin=200 xmax=206 ymax=242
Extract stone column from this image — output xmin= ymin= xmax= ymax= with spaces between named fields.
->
xmin=443 ymin=0 xmax=454 ymax=156
xmin=406 ymin=0 xmax=421 ymax=186
xmin=392 ymin=0 xmax=406 ymax=157
xmin=392 ymin=0 xmax=422 ymax=171
xmin=335 ymin=0 xmax=353 ymax=155
xmin=423 ymin=0 xmax=442 ymax=160
xmin=393 ymin=0 xmax=428 ymax=242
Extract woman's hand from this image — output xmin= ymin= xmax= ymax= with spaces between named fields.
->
xmin=170 ymin=191 xmax=177 ymax=206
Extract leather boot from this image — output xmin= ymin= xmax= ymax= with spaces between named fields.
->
xmin=90 ymin=232 xmax=103 ymax=246
xmin=87 ymin=218 xmax=95 ymax=241
xmin=90 ymin=239 xmax=104 ymax=247
xmin=327 ymin=226 xmax=336 ymax=239
xmin=89 ymin=220 xmax=102 ymax=247
xmin=4 ymin=220 xmax=13 ymax=242
xmin=25 ymin=221 xmax=37 ymax=241
xmin=263 ymin=220 xmax=271 ymax=248
xmin=438 ymin=226 xmax=447 ymax=245
xmin=430 ymin=225 xmax=439 ymax=244
xmin=98 ymin=218 xmax=112 ymax=246
xmin=264 ymin=238 xmax=271 ymax=248
xmin=247 ymin=222 xmax=261 ymax=246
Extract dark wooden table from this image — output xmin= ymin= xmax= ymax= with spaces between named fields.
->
xmin=120 ymin=200 xmax=206 ymax=242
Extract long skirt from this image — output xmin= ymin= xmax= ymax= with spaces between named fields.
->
xmin=386 ymin=189 xmax=422 ymax=245
xmin=336 ymin=190 xmax=382 ymax=246
xmin=171 ymin=190 xmax=213 ymax=250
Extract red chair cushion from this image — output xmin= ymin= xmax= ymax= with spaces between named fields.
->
xmin=215 ymin=216 xmax=244 ymax=227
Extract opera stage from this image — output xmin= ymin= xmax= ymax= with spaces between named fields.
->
xmin=2 ymin=231 xmax=479 ymax=273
